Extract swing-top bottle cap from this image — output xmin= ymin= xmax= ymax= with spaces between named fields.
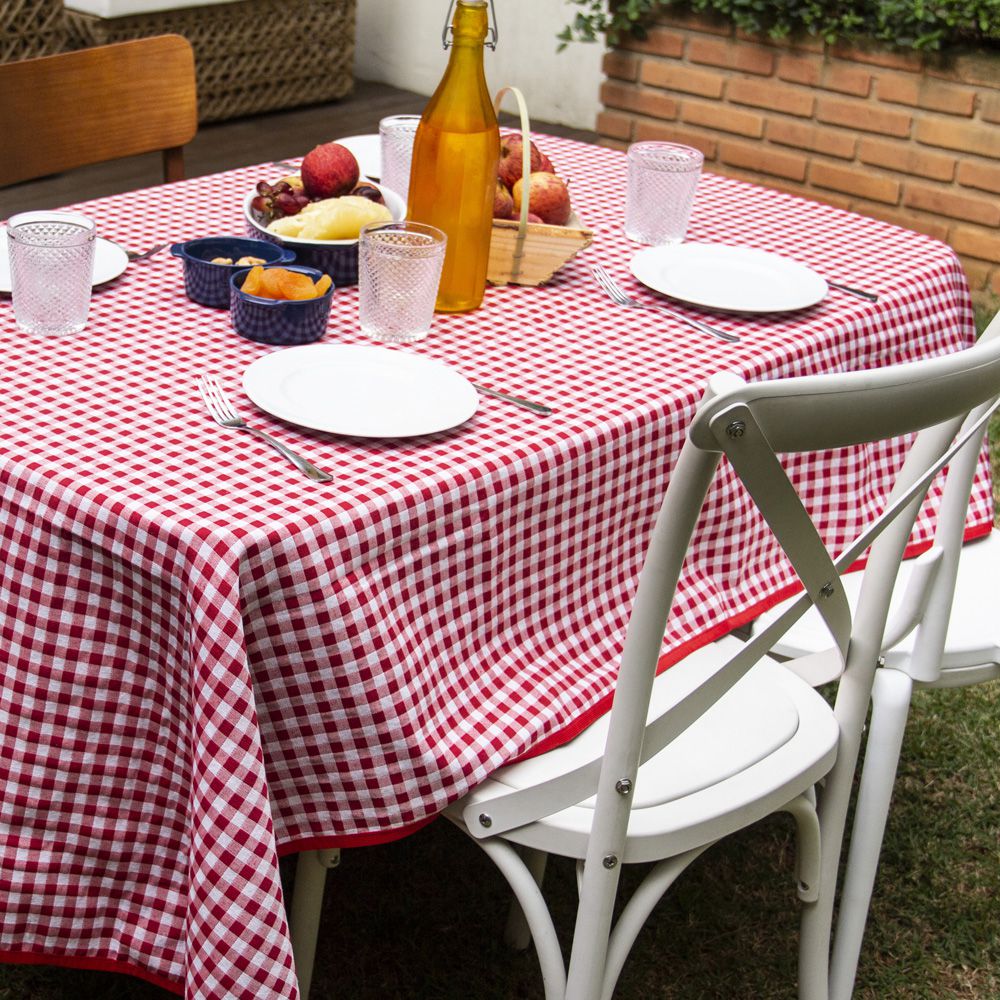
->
xmin=441 ymin=0 xmax=498 ymax=49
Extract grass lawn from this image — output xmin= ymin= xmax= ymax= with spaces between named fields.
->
xmin=2 ymin=313 xmax=998 ymax=1000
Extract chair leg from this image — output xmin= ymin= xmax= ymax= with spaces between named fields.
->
xmin=600 ymin=845 xmax=710 ymax=1000
xmin=830 ymin=669 xmax=912 ymax=1000
xmin=290 ymin=848 xmax=340 ymax=1000
xmin=478 ymin=838 xmax=568 ymax=1000
xmin=504 ymin=848 xmax=548 ymax=950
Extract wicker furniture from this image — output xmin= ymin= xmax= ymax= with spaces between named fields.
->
xmin=64 ymin=0 xmax=355 ymax=122
xmin=1 ymin=0 xmax=67 ymax=61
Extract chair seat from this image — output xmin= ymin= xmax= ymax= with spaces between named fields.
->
xmin=763 ymin=531 xmax=1000 ymax=685
xmin=448 ymin=637 xmax=838 ymax=865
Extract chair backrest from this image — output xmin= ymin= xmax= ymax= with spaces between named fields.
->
xmin=0 ymin=35 xmax=197 ymax=188
xmin=894 ymin=309 xmax=1000 ymax=682
xmin=461 ymin=327 xmax=1000 ymax=840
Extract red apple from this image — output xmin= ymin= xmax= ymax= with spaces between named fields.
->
xmin=493 ymin=180 xmax=514 ymax=220
xmin=527 ymin=213 xmax=543 ymax=224
xmin=512 ymin=172 xmax=571 ymax=227
xmin=300 ymin=142 xmax=360 ymax=199
xmin=498 ymin=133 xmax=554 ymax=191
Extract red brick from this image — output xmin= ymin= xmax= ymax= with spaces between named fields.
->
xmin=854 ymin=204 xmax=950 ymax=241
xmin=778 ymin=54 xmax=820 ymax=87
xmin=877 ymin=75 xmax=976 ymax=116
xmin=598 ymin=137 xmax=629 ymax=153
xmin=737 ymin=32 xmax=824 ymax=53
xmin=640 ymin=61 xmax=724 ymax=98
xmin=823 ymin=63 xmax=872 ymax=96
xmin=830 ymin=43 xmax=924 ymax=72
xmin=600 ymin=81 xmax=679 ymax=120
xmin=633 ymin=120 xmax=719 ymax=160
xmin=653 ymin=9 xmax=732 ymax=36
xmin=989 ymin=269 xmax=1000 ymax=297
xmin=681 ymin=100 xmax=764 ymax=138
xmin=727 ymin=78 xmax=814 ymax=117
xmin=817 ymin=97 xmax=911 ymax=137
xmin=941 ymin=53 xmax=1000 ymax=89
xmin=903 ymin=184 xmax=1000 ymax=226
xmin=596 ymin=110 xmax=633 ymax=143
xmin=767 ymin=119 xmax=856 ymax=159
xmin=602 ymin=51 xmax=640 ymax=82
xmin=719 ymin=139 xmax=808 ymax=181
xmin=857 ymin=138 xmax=955 ymax=182
xmin=916 ymin=119 xmax=1000 ymax=158
xmin=981 ymin=93 xmax=1000 ymax=125
xmin=810 ymin=161 xmax=901 ymax=204
xmin=957 ymin=160 xmax=1000 ymax=195
xmin=688 ymin=37 xmax=774 ymax=76
xmin=950 ymin=226 xmax=1000 ymax=264
xmin=775 ymin=54 xmax=870 ymax=94
xmin=617 ymin=27 xmax=685 ymax=58
xmin=962 ymin=259 xmax=991 ymax=290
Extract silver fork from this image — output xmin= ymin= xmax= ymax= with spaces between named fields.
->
xmin=590 ymin=264 xmax=740 ymax=344
xmin=127 ymin=243 xmax=168 ymax=263
xmin=197 ymin=374 xmax=334 ymax=483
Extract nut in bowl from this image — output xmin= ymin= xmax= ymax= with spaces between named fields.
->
xmin=171 ymin=236 xmax=295 ymax=308
xmin=230 ymin=264 xmax=334 ymax=346
xmin=243 ymin=146 xmax=405 ymax=287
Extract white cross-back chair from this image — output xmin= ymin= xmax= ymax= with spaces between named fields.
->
xmin=757 ymin=311 xmax=1000 ymax=1000
xmin=288 ymin=329 xmax=1000 ymax=1000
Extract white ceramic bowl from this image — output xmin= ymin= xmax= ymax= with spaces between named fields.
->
xmin=243 ymin=183 xmax=405 ymax=286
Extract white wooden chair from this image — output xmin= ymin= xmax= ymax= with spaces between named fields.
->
xmin=289 ymin=330 xmax=1000 ymax=1000
xmin=758 ymin=312 xmax=1000 ymax=1000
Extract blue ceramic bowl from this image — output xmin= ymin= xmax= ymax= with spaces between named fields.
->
xmin=243 ymin=183 xmax=405 ymax=287
xmin=171 ymin=236 xmax=295 ymax=308
xmin=229 ymin=264 xmax=334 ymax=346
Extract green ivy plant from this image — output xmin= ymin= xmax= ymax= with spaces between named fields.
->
xmin=558 ymin=0 xmax=1000 ymax=51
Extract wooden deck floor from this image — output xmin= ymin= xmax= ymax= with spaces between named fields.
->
xmin=0 ymin=80 xmax=596 ymax=217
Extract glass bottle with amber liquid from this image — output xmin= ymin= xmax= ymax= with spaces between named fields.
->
xmin=407 ymin=0 xmax=499 ymax=313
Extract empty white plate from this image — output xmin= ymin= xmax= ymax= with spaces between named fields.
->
xmin=630 ymin=243 xmax=827 ymax=313
xmin=0 ymin=229 xmax=129 ymax=293
xmin=242 ymin=344 xmax=479 ymax=438
xmin=333 ymin=134 xmax=382 ymax=181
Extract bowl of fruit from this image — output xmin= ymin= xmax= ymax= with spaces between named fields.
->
xmin=230 ymin=264 xmax=334 ymax=346
xmin=244 ymin=141 xmax=405 ymax=286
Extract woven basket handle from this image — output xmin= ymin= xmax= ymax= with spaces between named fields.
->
xmin=493 ymin=85 xmax=531 ymax=282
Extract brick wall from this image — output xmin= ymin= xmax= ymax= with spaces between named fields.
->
xmin=597 ymin=10 xmax=1000 ymax=303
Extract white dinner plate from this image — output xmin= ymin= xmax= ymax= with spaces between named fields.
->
xmin=333 ymin=134 xmax=382 ymax=180
xmin=0 ymin=229 xmax=129 ymax=293
xmin=242 ymin=344 xmax=479 ymax=438
xmin=630 ymin=243 xmax=828 ymax=314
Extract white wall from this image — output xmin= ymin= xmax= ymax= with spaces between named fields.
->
xmin=354 ymin=1 xmax=605 ymax=131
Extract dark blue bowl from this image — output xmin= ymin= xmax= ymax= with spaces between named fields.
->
xmin=229 ymin=265 xmax=334 ymax=346
xmin=171 ymin=237 xmax=295 ymax=308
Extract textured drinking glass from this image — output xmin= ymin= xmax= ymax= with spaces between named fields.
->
xmin=624 ymin=142 xmax=704 ymax=246
xmin=359 ymin=221 xmax=446 ymax=343
xmin=379 ymin=114 xmax=421 ymax=203
xmin=8 ymin=211 xmax=96 ymax=335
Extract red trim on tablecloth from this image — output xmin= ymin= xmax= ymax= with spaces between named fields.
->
xmin=273 ymin=521 xmax=993 ymax=853
xmin=0 ymin=948 xmax=183 ymax=995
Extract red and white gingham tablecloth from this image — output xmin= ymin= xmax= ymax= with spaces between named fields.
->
xmin=0 ymin=136 xmax=992 ymax=998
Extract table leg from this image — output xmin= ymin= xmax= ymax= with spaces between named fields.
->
xmin=290 ymin=848 xmax=341 ymax=999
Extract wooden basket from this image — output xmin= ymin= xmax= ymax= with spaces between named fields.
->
xmin=487 ymin=86 xmax=593 ymax=287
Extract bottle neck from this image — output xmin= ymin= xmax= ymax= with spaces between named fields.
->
xmin=449 ymin=0 xmax=488 ymax=47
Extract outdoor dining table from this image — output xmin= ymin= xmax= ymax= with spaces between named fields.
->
xmin=0 ymin=134 xmax=993 ymax=1000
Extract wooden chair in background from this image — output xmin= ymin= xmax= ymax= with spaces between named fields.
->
xmin=0 ymin=34 xmax=197 ymax=188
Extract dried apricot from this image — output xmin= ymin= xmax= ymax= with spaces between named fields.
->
xmin=241 ymin=265 xmax=265 ymax=296
xmin=314 ymin=274 xmax=332 ymax=297
xmin=261 ymin=268 xmax=286 ymax=299
xmin=279 ymin=270 xmax=318 ymax=300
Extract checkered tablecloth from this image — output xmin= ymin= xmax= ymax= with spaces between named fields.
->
xmin=0 ymin=135 xmax=992 ymax=998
